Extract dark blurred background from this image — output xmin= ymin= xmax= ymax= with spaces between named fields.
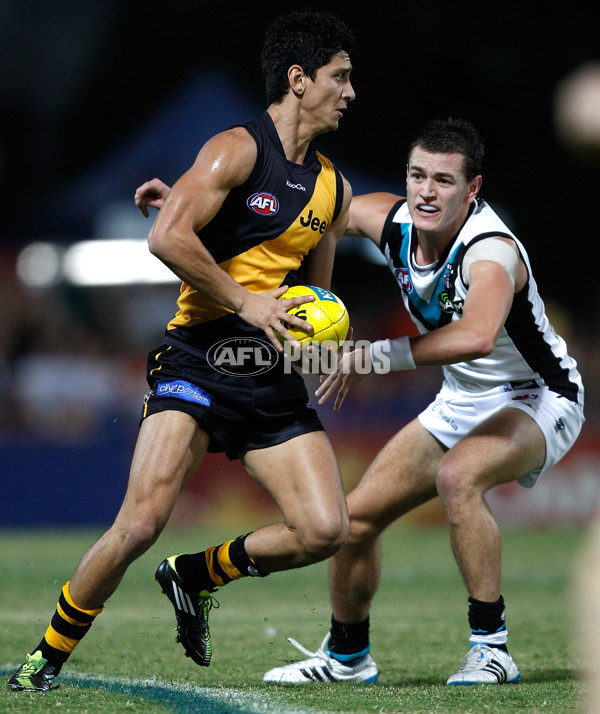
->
xmin=1 ymin=1 xmax=599 ymax=528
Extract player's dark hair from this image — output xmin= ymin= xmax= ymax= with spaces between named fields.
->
xmin=261 ymin=10 xmax=354 ymax=105
xmin=409 ymin=118 xmax=485 ymax=180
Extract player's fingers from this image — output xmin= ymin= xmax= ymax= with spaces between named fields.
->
xmin=135 ymin=201 xmax=149 ymax=217
xmin=261 ymin=325 xmax=286 ymax=353
xmin=281 ymin=312 xmax=313 ymax=334
xmin=270 ymin=285 xmax=289 ymax=299
xmin=272 ymin=323 xmax=301 ymax=352
xmin=282 ymin=294 xmax=316 ymax=309
xmin=318 ymin=382 xmax=338 ymax=404
xmin=315 ymin=374 xmax=329 ymax=397
xmin=316 ymin=371 xmax=339 ymax=402
xmin=135 ymin=182 xmax=154 ymax=197
xmin=333 ymin=385 xmax=348 ymax=411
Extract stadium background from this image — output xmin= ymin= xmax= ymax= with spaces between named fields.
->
xmin=1 ymin=1 xmax=599 ymax=529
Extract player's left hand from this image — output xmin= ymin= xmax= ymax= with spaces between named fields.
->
xmin=135 ymin=178 xmax=172 ymax=217
xmin=315 ymin=342 xmax=372 ymax=410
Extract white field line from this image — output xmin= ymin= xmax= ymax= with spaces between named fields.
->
xmin=0 ymin=667 xmax=321 ymax=714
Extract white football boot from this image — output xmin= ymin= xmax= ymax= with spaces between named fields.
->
xmin=263 ymin=635 xmax=379 ymax=684
xmin=447 ymin=644 xmax=521 ymax=685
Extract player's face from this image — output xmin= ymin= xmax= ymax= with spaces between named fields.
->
xmin=406 ymin=149 xmax=481 ymax=241
xmin=304 ymin=51 xmax=355 ymax=133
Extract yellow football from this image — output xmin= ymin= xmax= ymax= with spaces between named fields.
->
xmin=277 ymin=284 xmax=349 ymax=350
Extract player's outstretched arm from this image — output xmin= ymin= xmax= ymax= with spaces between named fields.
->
xmin=346 ymin=192 xmax=403 ymax=245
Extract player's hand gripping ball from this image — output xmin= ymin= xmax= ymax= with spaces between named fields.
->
xmin=277 ymin=285 xmax=349 ymax=350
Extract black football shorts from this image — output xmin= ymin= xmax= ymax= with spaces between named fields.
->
xmin=142 ymin=342 xmax=323 ymax=460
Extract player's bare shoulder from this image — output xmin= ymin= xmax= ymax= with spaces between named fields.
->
xmin=191 ymin=126 xmax=258 ymax=188
xmin=155 ymin=127 xmax=258 ymax=233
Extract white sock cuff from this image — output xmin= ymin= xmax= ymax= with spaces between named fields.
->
xmin=469 ymin=629 xmax=508 ymax=647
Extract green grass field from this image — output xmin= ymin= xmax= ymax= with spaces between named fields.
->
xmin=0 ymin=523 xmax=588 ymax=713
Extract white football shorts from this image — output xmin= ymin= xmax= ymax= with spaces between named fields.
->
xmin=418 ymin=380 xmax=585 ymax=487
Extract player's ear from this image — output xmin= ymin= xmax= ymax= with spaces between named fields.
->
xmin=466 ymin=175 xmax=482 ymax=203
xmin=288 ymin=65 xmax=306 ymax=97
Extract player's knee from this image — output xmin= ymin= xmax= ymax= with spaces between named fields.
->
xmin=117 ymin=513 xmax=167 ymax=560
xmin=296 ymin=512 xmax=349 ymax=561
xmin=347 ymin=514 xmax=380 ymax=546
xmin=436 ymin=458 xmax=472 ymax=509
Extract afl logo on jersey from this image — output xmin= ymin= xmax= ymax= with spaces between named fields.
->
xmin=394 ymin=267 xmax=412 ymax=292
xmin=247 ymin=192 xmax=279 ymax=216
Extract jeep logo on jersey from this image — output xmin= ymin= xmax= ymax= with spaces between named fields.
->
xmin=247 ymin=192 xmax=279 ymax=216
xmin=207 ymin=337 xmax=279 ymax=376
xmin=299 ymin=209 xmax=327 ymax=234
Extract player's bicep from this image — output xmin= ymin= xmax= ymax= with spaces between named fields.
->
xmin=149 ymin=170 xmax=223 ymax=245
xmin=463 ymin=260 xmax=515 ymax=338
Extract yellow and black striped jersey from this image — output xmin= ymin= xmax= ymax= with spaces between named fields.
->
xmin=164 ymin=112 xmax=344 ymax=351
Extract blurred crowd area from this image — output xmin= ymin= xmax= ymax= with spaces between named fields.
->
xmin=1 ymin=250 xmax=598 ymax=446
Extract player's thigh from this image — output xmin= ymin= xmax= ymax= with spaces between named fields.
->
xmin=440 ymin=406 xmax=545 ymax=492
xmin=119 ymin=409 xmax=210 ymax=522
xmin=347 ymin=418 xmax=445 ymax=532
xmin=241 ymin=429 xmax=347 ymax=530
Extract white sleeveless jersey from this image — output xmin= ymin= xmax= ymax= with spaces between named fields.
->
xmin=379 ymin=198 xmax=583 ymax=405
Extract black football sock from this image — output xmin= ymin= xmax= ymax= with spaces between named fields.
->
xmin=34 ymin=581 xmax=103 ymax=674
xmin=468 ymin=595 xmax=508 ymax=652
xmin=174 ymin=533 xmax=268 ymax=592
xmin=327 ymin=615 xmax=371 ymax=663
